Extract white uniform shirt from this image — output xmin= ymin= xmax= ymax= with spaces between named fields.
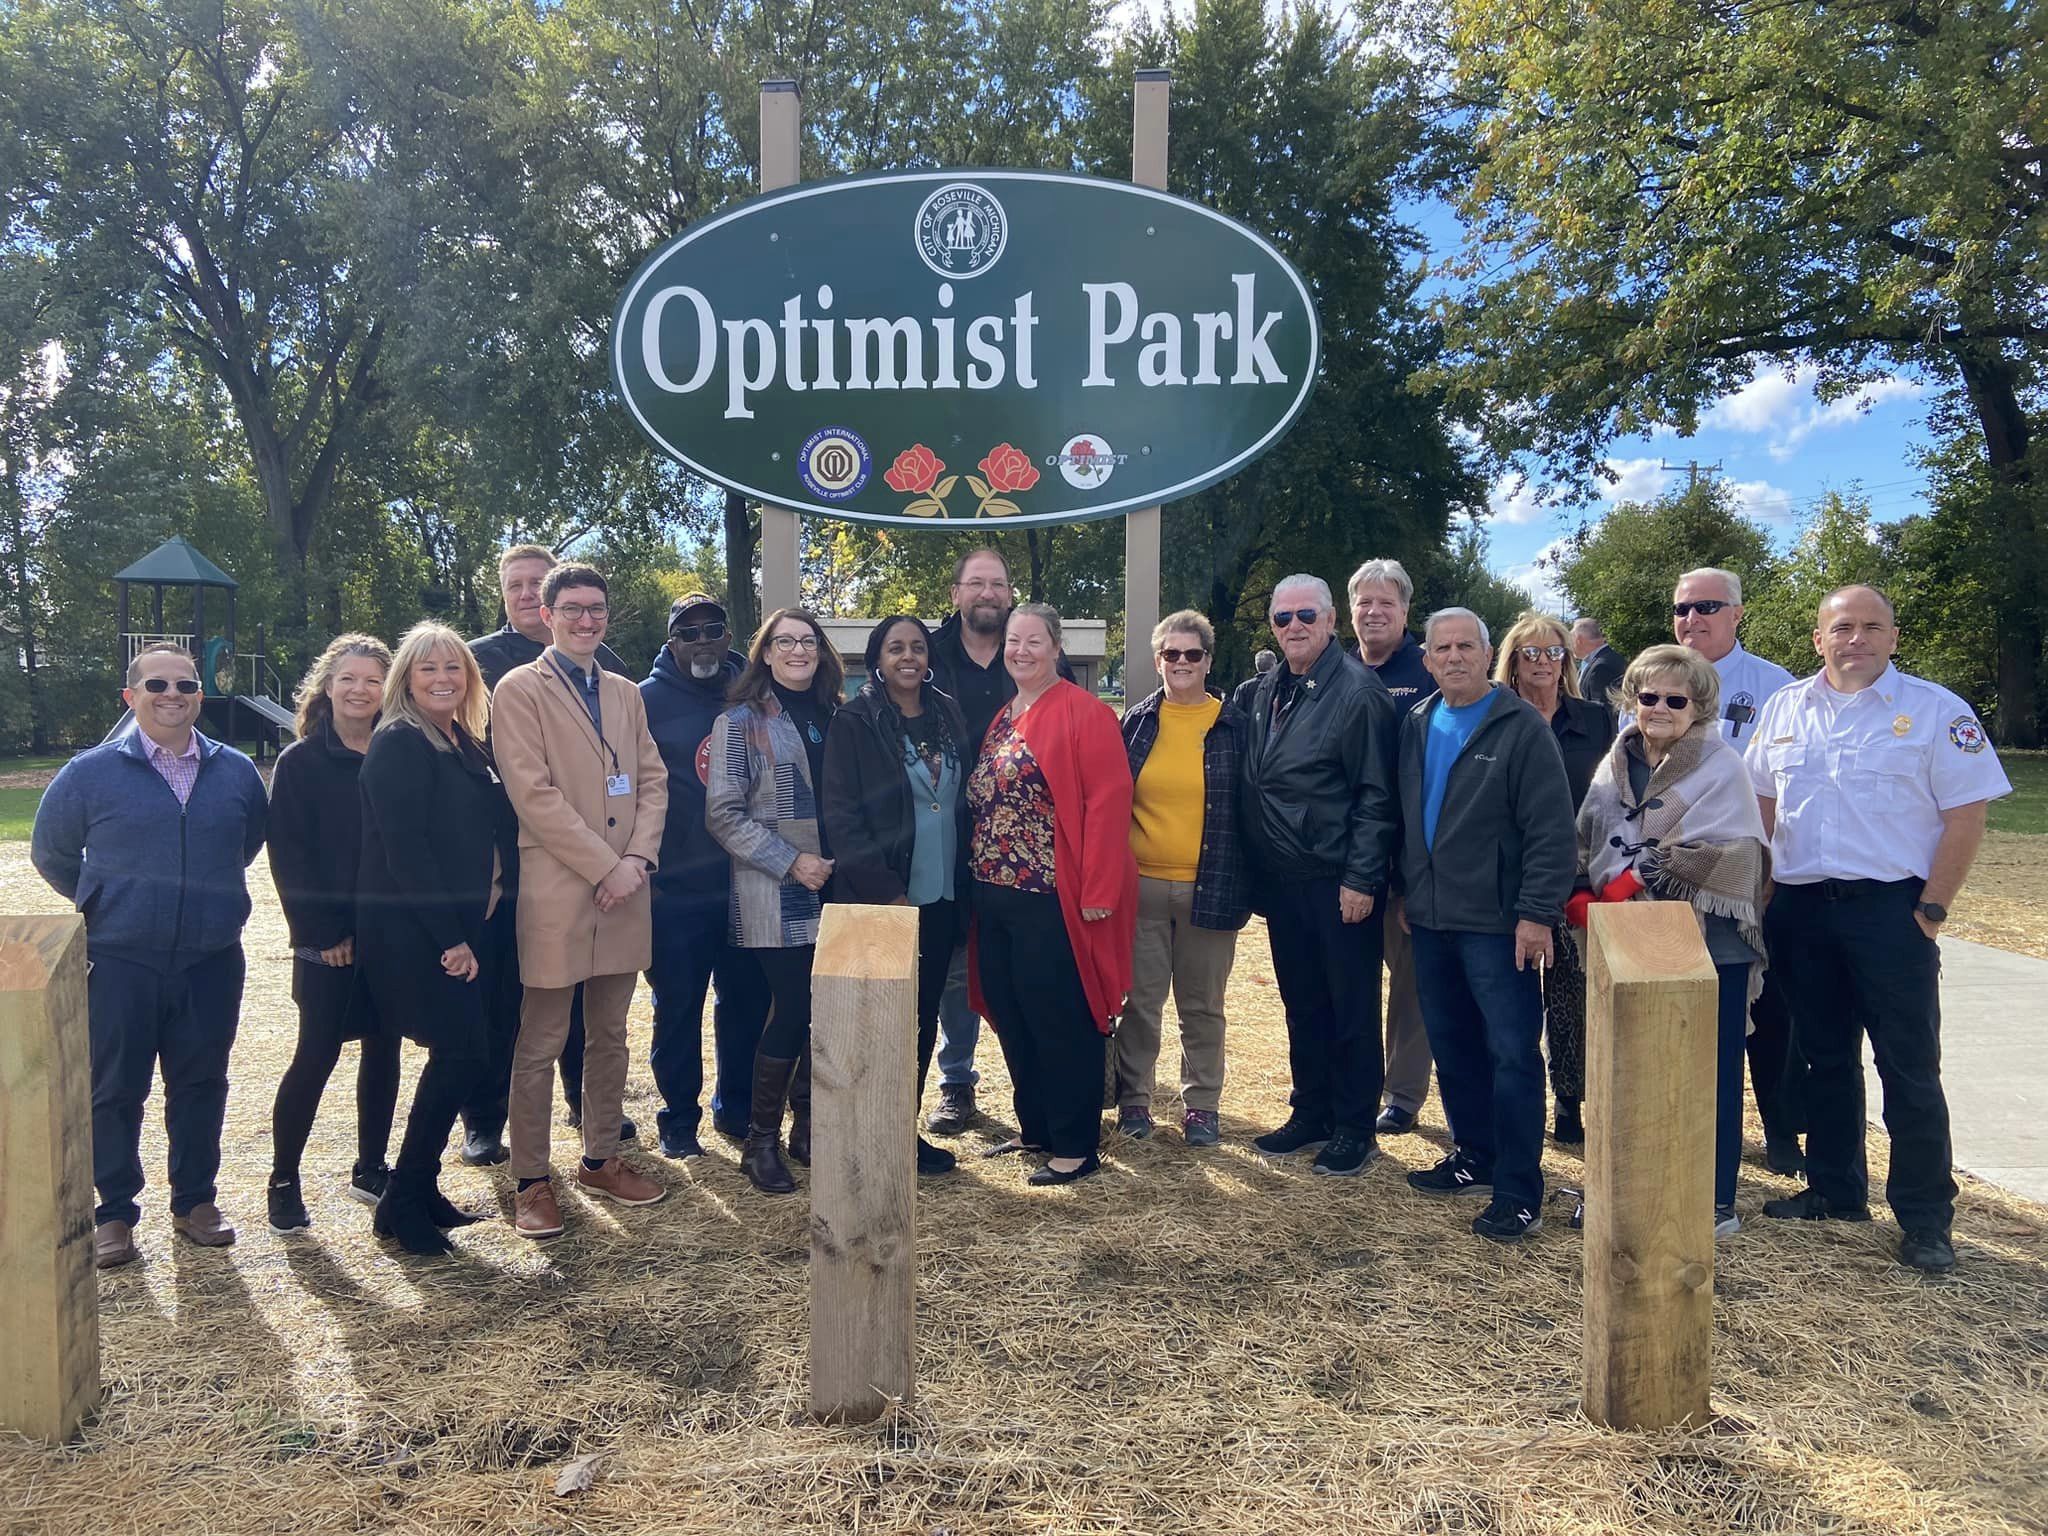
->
xmin=1711 ymin=642 xmax=1795 ymax=746
xmin=1745 ymin=664 xmax=2011 ymax=884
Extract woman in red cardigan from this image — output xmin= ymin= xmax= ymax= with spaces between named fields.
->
xmin=967 ymin=603 xmax=1138 ymax=1184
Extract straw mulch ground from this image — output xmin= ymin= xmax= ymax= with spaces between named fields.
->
xmin=2 ymin=848 xmax=2045 ymax=1536
xmin=1945 ymin=831 xmax=2048 ymax=961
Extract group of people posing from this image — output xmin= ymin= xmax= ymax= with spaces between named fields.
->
xmin=32 ymin=543 xmax=2006 ymax=1275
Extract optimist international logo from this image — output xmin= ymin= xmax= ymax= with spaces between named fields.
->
xmin=915 ymin=184 xmax=1007 ymax=278
xmin=798 ymin=427 xmax=871 ymax=501
xmin=1051 ymin=433 xmax=1125 ymax=491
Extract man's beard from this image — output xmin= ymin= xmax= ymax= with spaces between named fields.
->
xmin=964 ymin=599 xmax=1007 ymax=634
xmin=688 ymin=653 xmax=723 ymax=680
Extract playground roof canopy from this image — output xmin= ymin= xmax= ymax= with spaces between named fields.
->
xmin=113 ymin=535 xmax=238 ymax=589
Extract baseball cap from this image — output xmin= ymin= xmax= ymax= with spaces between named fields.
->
xmin=667 ymin=593 xmax=727 ymax=632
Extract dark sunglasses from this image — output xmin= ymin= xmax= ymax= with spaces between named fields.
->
xmin=1271 ymin=607 xmax=1321 ymax=629
xmin=669 ymin=620 xmax=728 ymax=642
xmin=1672 ymin=599 xmax=1731 ymax=618
xmin=1158 ymin=647 xmax=1207 ymax=664
xmin=1517 ymin=644 xmax=1567 ymax=661
xmin=140 ymin=677 xmax=201 ymax=695
xmin=1636 ymin=691 xmax=1693 ymax=710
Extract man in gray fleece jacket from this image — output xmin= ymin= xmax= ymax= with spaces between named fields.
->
xmin=1394 ymin=609 xmax=1575 ymax=1243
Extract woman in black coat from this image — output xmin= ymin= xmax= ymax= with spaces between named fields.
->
xmin=822 ymin=616 xmax=969 ymax=1176
xmin=266 ymin=634 xmax=399 ymax=1234
xmin=357 ymin=622 xmax=519 ymax=1255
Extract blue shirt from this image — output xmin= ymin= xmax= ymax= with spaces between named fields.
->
xmin=550 ymin=649 xmax=603 ymax=735
xmin=1422 ymin=694 xmax=1493 ymax=849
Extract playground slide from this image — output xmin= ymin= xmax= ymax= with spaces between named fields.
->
xmin=100 ymin=695 xmax=298 ymax=744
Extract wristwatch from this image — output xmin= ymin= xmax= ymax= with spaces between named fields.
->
xmin=1915 ymin=900 xmax=1948 ymax=925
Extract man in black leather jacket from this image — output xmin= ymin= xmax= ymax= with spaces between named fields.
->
xmin=1238 ymin=574 xmax=1400 ymax=1176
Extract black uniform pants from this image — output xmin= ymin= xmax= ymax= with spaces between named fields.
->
xmin=1764 ymin=878 xmax=1954 ymax=1234
xmin=1263 ymin=874 xmax=1386 ymax=1136
xmin=1745 ymin=970 xmax=1808 ymax=1144
xmin=975 ymin=882 xmax=1104 ymax=1159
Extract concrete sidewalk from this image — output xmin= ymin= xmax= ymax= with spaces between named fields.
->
xmin=1858 ymin=936 xmax=2047 ymax=1204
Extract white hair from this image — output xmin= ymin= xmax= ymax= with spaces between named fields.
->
xmin=1677 ymin=566 xmax=1743 ymax=604
xmin=1424 ymin=607 xmax=1490 ymax=647
xmin=1271 ymin=574 xmax=1334 ymax=612
xmin=1346 ymin=558 xmax=1413 ymax=606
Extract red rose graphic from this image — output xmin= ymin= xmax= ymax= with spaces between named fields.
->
xmin=978 ymin=443 xmax=1040 ymax=494
xmin=884 ymin=444 xmax=944 ymax=494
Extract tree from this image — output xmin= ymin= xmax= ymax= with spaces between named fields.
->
xmin=1545 ymin=480 xmax=1778 ymax=666
xmin=1741 ymin=491 xmax=1889 ymax=676
xmin=1431 ymin=0 xmax=2048 ymax=740
xmin=1419 ymin=521 xmax=1537 ymax=644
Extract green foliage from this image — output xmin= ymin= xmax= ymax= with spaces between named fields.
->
xmin=1417 ymin=522 xmax=1540 ymax=644
xmin=1990 ymin=753 xmax=2048 ymax=837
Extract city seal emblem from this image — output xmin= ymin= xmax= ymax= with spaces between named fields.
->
xmin=914 ymin=183 xmax=1007 ymax=279
xmin=1050 ymin=433 xmax=1126 ymax=491
xmin=797 ymin=426 xmax=871 ymax=501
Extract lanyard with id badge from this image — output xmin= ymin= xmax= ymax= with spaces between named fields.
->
xmin=551 ymin=657 xmax=631 ymax=798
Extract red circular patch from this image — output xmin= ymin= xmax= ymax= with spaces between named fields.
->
xmin=695 ymin=734 xmax=712 ymax=785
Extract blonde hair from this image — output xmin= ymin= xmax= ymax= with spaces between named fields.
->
xmin=378 ymin=623 xmax=489 ymax=748
xmin=1623 ymin=643 xmax=1721 ymax=723
xmin=1493 ymin=611 xmax=1580 ymax=698
xmin=294 ymin=633 xmax=393 ymax=738
xmin=1152 ymin=609 xmax=1215 ymax=653
xmin=497 ymin=543 xmax=555 ymax=577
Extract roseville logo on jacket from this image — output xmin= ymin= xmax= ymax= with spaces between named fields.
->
xmin=611 ymin=170 xmax=1320 ymax=528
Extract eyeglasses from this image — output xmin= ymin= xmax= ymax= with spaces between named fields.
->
xmin=670 ymin=620 xmax=727 ymax=642
xmin=140 ymin=677 xmax=202 ymax=695
xmin=554 ymin=603 xmax=609 ymax=622
xmin=1517 ymin=644 xmax=1567 ymax=662
xmin=770 ymin=634 xmax=821 ymax=652
xmin=1271 ymin=607 xmax=1322 ymax=629
xmin=1672 ymin=600 xmax=1731 ymax=618
xmin=958 ymin=578 xmax=1011 ymax=594
xmin=1158 ymin=647 xmax=1207 ymax=664
xmin=1636 ymin=691 xmax=1693 ymax=710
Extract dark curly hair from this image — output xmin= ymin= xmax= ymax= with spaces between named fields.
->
xmin=862 ymin=615 xmax=959 ymax=765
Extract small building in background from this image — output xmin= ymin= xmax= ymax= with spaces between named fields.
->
xmin=820 ymin=618 xmax=1109 ymax=697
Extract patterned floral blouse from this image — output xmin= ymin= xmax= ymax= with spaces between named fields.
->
xmin=968 ymin=704 xmax=1057 ymax=893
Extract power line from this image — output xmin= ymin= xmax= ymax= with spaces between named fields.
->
xmin=1659 ymin=458 xmax=1723 ymax=488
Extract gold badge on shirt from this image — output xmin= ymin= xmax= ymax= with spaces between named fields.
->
xmin=1892 ymin=714 xmax=1912 ymax=737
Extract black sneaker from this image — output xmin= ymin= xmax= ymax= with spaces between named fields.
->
xmin=460 ymin=1130 xmax=509 ymax=1167
xmin=1472 ymin=1197 xmax=1542 ymax=1242
xmin=927 ymin=1082 xmax=977 ymax=1136
xmin=1374 ymin=1104 xmax=1417 ymax=1136
xmin=1764 ymin=1136 xmax=1807 ymax=1176
xmin=916 ymin=1136 xmax=959 ymax=1176
xmin=1252 ymin=1114 xmax=1331 ymax=1156
xmin=1899 ymin=1230 xmax=1956 ymax=1274
xmin=1406 ymin=1149 xmax=1493 ymax=1198
xmin=1117 ymin=1106 xmax=1155 ymax=1140
xmin=1761 ymin=1187 xmax=1871 ymax=1222
xmin=659 ymin=1125 xmax=706 ymax=1160
xmin=1551 ymin=1100 xmax=1584 ymax=1146
xmin=1311 ymin=1131 xmax=1381 ymax=1177
xmin=347 ymin=1162 xmax=390 ymax=1205
xmin=619 ymin=1116 xmax=639 ymax=1143
xmin=267 ymin=1177 xmax=310 ymax=1233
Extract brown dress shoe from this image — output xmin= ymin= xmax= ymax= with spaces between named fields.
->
xmin=95 ymin=1219 xmax=140 ymax=1269
xmin=576 ymin=1158 xmax=666 ymax=1207
xmin=515 ymin=1179 xmax=566 ymax=1239
xmin=172 ymin=1202 xmax=237 ymax=1247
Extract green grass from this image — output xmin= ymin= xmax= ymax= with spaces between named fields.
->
xmin=1990 ymin=749 xmax=2048 ymax=835
xmin=0 ymin=785 xmax=43 ymax=843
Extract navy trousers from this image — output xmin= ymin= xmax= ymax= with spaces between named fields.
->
xmin=1262 ymin=875 xmax=1386 ymax=1136
xmin=87 ymin=944 xmax=246 ymax=1227
xmin=1410 ymin=925 xmax=1546 ymax=1209
xmin=647 ymin=903 xmax=770 ymax=1137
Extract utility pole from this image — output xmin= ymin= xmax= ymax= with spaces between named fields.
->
xmin=1659 ymin=458 xmax=1722 ymax=490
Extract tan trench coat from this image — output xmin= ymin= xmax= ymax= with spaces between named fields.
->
xmin=492 ymin=650 xmax=668 ymax=989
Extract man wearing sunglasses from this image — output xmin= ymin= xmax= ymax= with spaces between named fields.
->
xmin=1238 ymin=574 xmax=1401 ymax=1177
xmin=638 ymin=594 xmax=772 ymax=1155
xmin=1673 ymin=566 xmax=1807 ymax=1178
xmin=32 ymin=642 xmax=269 ymax=1268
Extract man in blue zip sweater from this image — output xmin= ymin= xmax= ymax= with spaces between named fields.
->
xmin=32 ymin=643 xmax=268 ymax=1268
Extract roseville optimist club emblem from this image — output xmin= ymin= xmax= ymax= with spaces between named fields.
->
xmin=797 ymin=427 xmax=871 ymax=500
xmin=1948 ymin=715 xmax=1987 ymax=753
xmin=695 ymin=734 xmax=712 ymax=785
xmin=1052 ymin=433 xmax=1125 ymax=491
xmin=914 ymin=184 xmax=1007 ymax=279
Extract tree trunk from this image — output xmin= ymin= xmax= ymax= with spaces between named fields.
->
xmin=1954 ymin=347 xmax=2041 ymax=748
xmin=724 ymin=490 xmax=759 ymax=642
xmin=1024 ymin=527 xmax=1053 ymax=602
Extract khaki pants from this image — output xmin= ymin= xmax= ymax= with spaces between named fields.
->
xmin=1382 ymin=901 xmax=1433 ymax=1113
xmin=510 ymin=971 xmax=637 ymax=1179
xmin=1114 ymin=877 xmax=1236 ymax=1112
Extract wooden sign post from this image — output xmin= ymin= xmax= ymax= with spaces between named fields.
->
xmin=1581 ymin=901 xmax=1718 ymax=1431
xmin=808 ymin=903 xmax=919 ymax=1422
xmin=0 ymin=915 xmax=100 ymax=1444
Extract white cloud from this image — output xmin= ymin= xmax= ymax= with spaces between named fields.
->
xmin=1488 ymin=471 xmax=1548 ymax=525
xmin=1703 ymin=367 xmax=1924 ymax=459
xmin=1500 ymin=536 xmax=1571 ymax=613
xmin=1598 ymin=457 xmax=1671 ymax=505
xmin=1728 ymin=478 xmax=1795 ymax=524
xmin=1705 ymin=369 xmax=1805 ymax=434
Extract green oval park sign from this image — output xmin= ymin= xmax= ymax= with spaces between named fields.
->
xmin=611 ymin=169 xmax=1320 ymax=527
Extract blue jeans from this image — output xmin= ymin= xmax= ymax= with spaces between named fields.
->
xmin=647 ymin=902 xmax=770 ymax=1136
xmin=1714 ymin=961 xmax=1751 ymax=1210
xmin=1410 ymin=925 xmax=1546 ymax=1208
xmin=934 ymin=940 xmax=981 ymax=1087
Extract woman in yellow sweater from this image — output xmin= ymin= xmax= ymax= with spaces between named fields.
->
xmin=1114 ymin=611 xmax=1253 ymax=1146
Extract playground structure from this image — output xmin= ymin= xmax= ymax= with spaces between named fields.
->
xmin=106 ymin=536 xmax=296 ymax=750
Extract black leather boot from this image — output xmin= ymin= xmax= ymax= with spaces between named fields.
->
xmin=373 ymin=1169 xmax=455 ymax=1256
xmin=742 ymin=1055 xmax=799 ymax=1195
xmin=786 ymin=1047 xmax=812 ymax=1167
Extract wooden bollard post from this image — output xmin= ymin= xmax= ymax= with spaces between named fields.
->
xmin=1581 ymin=901 xmax=1718 ymax=1430
xmin=0 ymin=915 xmax=100 ymax=1443
xmin=808 ymin=903 xmax=919 ymax=1422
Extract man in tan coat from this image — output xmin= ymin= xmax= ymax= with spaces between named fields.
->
xmin=492 ymin=561 xmax=670 ymax=1237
